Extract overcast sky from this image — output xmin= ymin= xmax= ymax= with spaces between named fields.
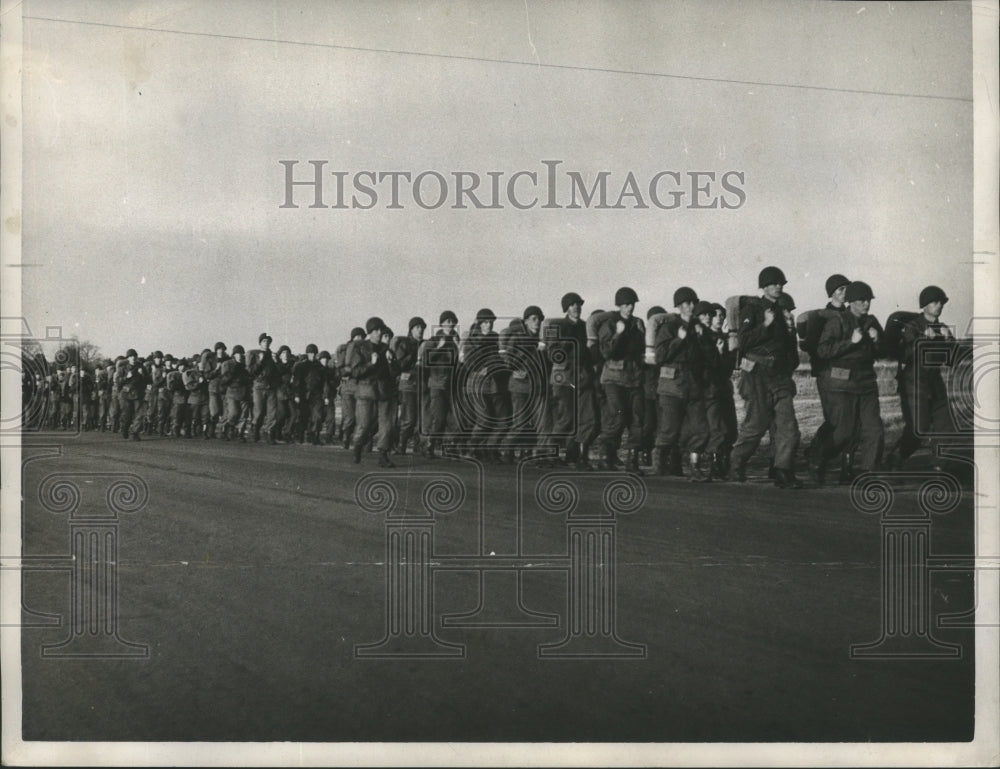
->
xmin=20 ymin=0 xmax=975 ymax=359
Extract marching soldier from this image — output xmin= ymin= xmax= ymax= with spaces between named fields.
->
xmin=220 ymin=345 xmax=251 ymax=442
xmin=547 ymin=292 xmax=598 ymax=470
xmin=206 ymin=342 xmax=229 ymax=439
xmin=391 ymin=317 xmax=426 ymax=456
xmin=729 ymin=267 xmax=803 ymax=488
xmin=167 ymin=359 xmax=190 ymax=438
xmin=247 ymin=332 xmax=279 ymax=443
xmin=145 ymin=352 xmax=166 ymax=435
xmin=95 ymin=361 xmax=112 ymax=432
xmin=642 ymin=305 xmax=667 ymax=468
xmin=423 ymin=311 xmax=460 ymax=458
xmin=810 ymin=281 xmax=885 ymax=477
xmin=339 ymin=329 xmax=365 ymax=449
xmin=699 ymin=302 xmax=738 ymax=478
xmin=462 ymin=308 xmax=507 ymax=461
xmin=186 ymin=351 xmax=212 ymax=438
xmin=291 ymin=344 xmax=326 ymax=444
xmin=115 ymin=349 xmax=149 ymax=441
xmin=595 ymin=287 xmax=646 ymax=474
xmin=268 ymin=345 xmax=294 ymax=444
xmin=349 ymin=317 xmax=398 ymax=467
xmin=78 ymin=365 xmax=95 ymax=430
xmin=653 ymin=288 xmax=710 ymax=481
xmin=886 ymin=285 xmax=958 ymax=470
xmin=501 ymin=305 xmax=547 ymax=463
xmin=319 ymin=350 xmax=338 ymax=444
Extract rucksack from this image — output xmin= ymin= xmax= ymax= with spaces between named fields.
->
xmin=796 ymin=308 xmax=840 ymax=355
xmin=883 ymin=311 xmax=921 ymax=361
xmin=724 ymin=295 xmax=763 ymax=333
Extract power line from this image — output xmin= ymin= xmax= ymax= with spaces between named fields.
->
xmin=23 ymin=14 xmax=972 ymax=104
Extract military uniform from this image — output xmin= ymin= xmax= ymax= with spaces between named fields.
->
xmin=729 ymin=268 xmax=802 ymax=488
xmin=349 ymin=318 xmax=399 ymax=466
xmin=391 ymin=318 xmax=426 ymax=455
xmin=423 ymin=312 xmax=460 ymax=456
xmin=547 ymin=293 xmax=598 ymax=469
xmin=206 ymin=343 xmax=229 ymax=439
xmin=338 ymin=332 xmax=363 ymax=448
xmin=247 ymin=333 xmax=279 ymax=442
xmin=220 ymin=347 xmax=251 ymax=441
xmin=501 ymin=308 xmax=547 ymax=461
xmin=115 ymin=351 xmax=149 ymax=440
xmin=812 ymin=282 xmax=885 ymax=474
xmin=291 ymin=346 xmax=326 ymax=444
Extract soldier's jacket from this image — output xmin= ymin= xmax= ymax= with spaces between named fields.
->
xmin=165 ymin=369 xmax=187 ymax=404
xmin=206 ymin=352 xmax=229 ymax=395
xmin=817 ymin=311 xmax=885 ymax=393
xmin=348 ymin=339 xmax=397 ymax=400
xmin=597 ymin=313 xmax=646 ymax=388
xmin=500 ymin=319 xmax=545 ymax=396
xmin=95 ymin=368 xmax=111 ymax=397
xmin=274 ymin=358 xmax=293 ymax=401
xmin=701 ymin=329 xmax=737 ymax=397
xmin=147 ymin=363 xmax=167 ymax=396
xmin=247 ymin=349 xmax=280 ymax=389
xmin=291 ymin=358 xmax=326 ymax=400
xmin=653 ymin=316 xmax=706 ymax=399
xmin=336 ymin=343 xmax=355 ymax=396
xmin=324 ymin=361 xmax=340 ymax=402
xmin=184 ymin=368 xmax=209 ymax=404
xmin=544 ymin=317 xmax=593 ymax=390
xmin=219 ymin=358 xmax=251 ymax=400
xmin=738 ymin=296 xmax=799 ymax=378
xmin=78 ymin=371 xmax=95 ymax=400
xmin=422 ymin=330 xmax=460 ymax=391
xmin=799 ymin=303 xmax=845 ymax=376
xmin=390 ymin=335 xmax=422 ymax=393
xmin=115 ymin=361 xmax=149 ymax=401
xmin=897 ymin=313 xmax=955 ymax=383
xmin=462 ymin=327 xmax=505 ymax=395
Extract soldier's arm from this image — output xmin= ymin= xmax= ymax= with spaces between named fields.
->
xmin=738 ymin=304 xmax=772 ymax=351
xmin=817 ymin=316 xmax=856 ymax=360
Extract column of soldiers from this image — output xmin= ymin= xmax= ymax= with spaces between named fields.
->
xmin=24 ymin=271 xmax=962 ymax=487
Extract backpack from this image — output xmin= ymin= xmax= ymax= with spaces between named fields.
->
xmin=796 ymin=308 xmax=840 ymax=355
xmin=883 ymin=311 xmax=921 ymax=361
xmin=724 ymin=295 xmax=762 ymax=332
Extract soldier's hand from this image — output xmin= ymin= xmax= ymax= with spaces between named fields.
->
xmin=851 ymin=328 xmax=863 ymax=344
xmin=615 ymin=320 xmax=626 ymax=335
xmin=370 ymin=353 xmax=378 ymax=364
xmin=294 ymin=396 xmax=300 ymax=404
xmin=941 ymin=325 xmax=954 ymax=340
xmin=925 ymin=326 xmax=937 ymax=339
xmin=763 ymin=308 xmax=775 ymax=327
xmin=867 ymin=327 xmax=878 ymax=342
xmin=437 ymin=337 xmax=446 ymax=348
xmin=677 ymin=325 xmax=688 ymax=340
xmin=694 ymin=324 xmax=703 ymax=336
xmin=126 ymin=371 xmax=133 ymax=378
xmin=716 ymin=338 xmax=725 ymax=353
xmin=324 ymin=398 xmax=329 ymax=406
xmin=386 ymin=350 xmax=394 ymax=362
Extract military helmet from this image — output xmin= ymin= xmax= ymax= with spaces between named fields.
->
xmin=693 ymin=300 xmax=714 ymax=318
xmin=825 ymin=274 xmax=850 ymax=297
xmin=845 ymin=282 xmax=874 ymax=303
xmin=561 ymin=292 xmax=584 ymax=311
xmin=673 ymin=287 xmax=698 ymax=307
xmin=475 ymin=307 xmax=496 ymax=323
xmin=919 ymin=285 xmax=948 ymax=308
xmin=439 ymin=310 xmax=458 ymax=325
xmin=646 ymin=305 xmax=666 ymax=319
xmin=350 ymin=326 xmax=365 ymax=339
xmin=758 ymin=266 xmax=787 ymax=288
xmin=232 ymin=344 xmax=245 ymax=355
xmin=126 ymin=348 xmax=138 ymax=358
xmin=214 ymin=341 xmax=227 ymax=351
xmin=409 ymin=316 xmax=427 ymax=331
xmin=522 ymin=305 xmax=544 ymax=321
xmin=365 ymin=317 xmax=385 ymax=334
xmin=305 ymin=343 xmax=319 ymax=354
xmin=319 ymin=350 xmax=331 ymax=361
xmin=277 ymin=345 xmax=291 ymax=357
xmin=614 ymin=286 xmax=639 ymax=306
xmin=777 ymin=292 xmax=797 ymax=311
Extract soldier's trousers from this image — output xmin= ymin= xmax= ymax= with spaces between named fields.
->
xmin=598 ymin=384 xmax=645 ymax=450
xmin=894 ymin=373 xmax=954 ymax=461
xmin=118 ymin=396 xmax=146 ymax=437
xmin=730 ymin=370 xmax=800 ymax=471
xmin=266 ymin=397 xmax=289 ymax=437
xmin=97 ymin=394 xmax=111 ymax=429
xmin=296 ymin=396 xmax=324 ymax=438
xmin=341 ymin=392 xmax=357 ymax=446
xmin=224 ymin=395 xmax=248 ymax=431
xmin=252 ymin=387 xmax=277 ymax=435
xmin=504 ymin=389 xmax=544 ymax=449
xmin=642 ymin=396 xmax=658 ymax=452
xmin=815 ymin=388 xmax=884 ymax=471
xmin=703 ymin=392 xmax=738 ymax=455
xmin=322 ymin=400 xmax=337 ymax=442
xmin=108 ymin=394 xmax=121 ymax=431
xmin=209 ymin=393 xmax=224 ymax=425
xmin=656 ymin=395 xmax=709 ymax=453
xmin=425 ymin=387 xmax=451 ymax=445
xmin=468 ymin=391 xmax=509 ymax=449
xmin=188 ymin=402 xmax=209 ymax=436
xmin=355 ymin=396 xmax=395 ymax=453
xmin=551 ymin=385 xmax=597 ymax=446
xmin=172 ymin=400 xmax=190 ymax=435
xmin=398 ymin=389 xmax=421 ymax=450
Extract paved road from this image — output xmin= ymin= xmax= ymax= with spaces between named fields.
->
xmin=18 ymin=432 xmax=975 ymax=743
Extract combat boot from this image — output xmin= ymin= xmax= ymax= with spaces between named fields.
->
xmin=266 ymin=429 xmax=277 ymax=446
xmin=352 ymin=442 xmax=364 ymax=464
xmin=668 ymin=448 xmax=683 ymax=476
xmin=837 ymin=453 xmax=855 ymax=485
xmin=688 ymin=452 xmax=710 ymax=483
xmin=774 ymin=468 xmax=803 ymax=489
xmin=734 ymin=458 xmax=749 ymax=483
xmin=653 ymin=447 xmax=667 ymax=476
xmin=624 ymin=449 xmax=644 ymax=476
xmin=377 ymin=450 xmax=396 ymax=468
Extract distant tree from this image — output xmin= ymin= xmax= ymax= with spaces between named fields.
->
xmin=53 ymin=338 xmax=103 ymax=370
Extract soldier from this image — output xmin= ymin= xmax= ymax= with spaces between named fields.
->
xmin=391 ymin=317 xmax=426 ymax=456
xmin=652 ymin=288 xmax=710 ymax=481
xmin=699 ymin=302 xmax=738 ymax=478
xmin=886 ymin=285 xmax=957 ymax=470
xmin=339 ymin=329 xmax=365 ymax=449
xmin=641 ymin=305 xmax=667 ymax=468
xmin=501 ymin=305 xmax=547 ymax=463
xmin=220 ymin=345 xmax=251 ymax=442
xmin=462 ymin=308 xmax=508 ymax=461
xmin=78 ymin=365 xmax=95 ymax=430
xmin=801 ymin=275 xmax=852 ymax=480
xmin=186 ymin=351 xmax=212 ymax=438
xmin=729 ymin=267 xmax=803 ymax=488
xmin=115 ymin=348 xmax=149 ymax=441
xmin=547 ymin=292 xmax=598 ymax=470
xmin=145 ymin=351 xmax=166 ymax=435
xmin=95 ymin=361 xmax=112 ymax=432
xmin=166 ymin=359 xmax=190 ymax=438
xmin=291 ymin=344 xmax=326 ymax=444
xmin=247 ymin=332 xmax=279 ymax=443
xmin=108 ymin=356 xmax=125 ymax=434
xmin=349 ymin=317 xmax=398 ymax=467
xmin=59 ymin=365 xmax=75 ymax=429
xmin=595 ymin=287 xmax=646 ymax=474
xmin=423 ymin=311 xmax=461 ymax=458
xmin=206 ymin=342 xmax=229 ymax=439
xmin=267 ymin=345 xmax=294 ymax=444
xmin=810 ymin=281 xmax=885 ymax=478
